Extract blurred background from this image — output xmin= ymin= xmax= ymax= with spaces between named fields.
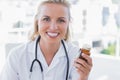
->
xmin=0 ymin=0 xmax=120 ymax=80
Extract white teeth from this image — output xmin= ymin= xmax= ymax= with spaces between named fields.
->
xmin=47 ymin=32 xmax=58 ymax=37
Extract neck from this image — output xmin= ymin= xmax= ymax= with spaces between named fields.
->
xmin=39 ymin=39 xmax=61 ymax=65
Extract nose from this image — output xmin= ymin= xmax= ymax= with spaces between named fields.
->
xmin=49 ymin=21 xmax=58 ymax=30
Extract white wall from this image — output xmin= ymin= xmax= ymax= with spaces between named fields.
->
xmin=90 ymin=54 xmax=120 ymax=80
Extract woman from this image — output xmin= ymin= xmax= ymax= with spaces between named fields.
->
xmin=0 ymin=0 xmax=92 ymax=80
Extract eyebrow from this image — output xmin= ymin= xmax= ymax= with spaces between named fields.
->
xmin=42 ymin=15 xmax=49 ymax=18
xmin=42 ymin=15 xmax=67 ymax=20
xmin=58 ymin=17 xmax=68 ymax=20
xmin=59 ymin=17 xmax=66 ymax=19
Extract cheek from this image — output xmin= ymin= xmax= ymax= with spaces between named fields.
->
xmin=63 ymin=25 xmax=68 ymax=33
xmin=60 ymin=25 xmax=68 ymax=36
xmin=38 ymin=21 xmax=46 ymax=31
xmin=38 ymin=20 xmax=43 ymax=28
xmin=37 ymin=25 xmax=45 ymax=35
xmin=64 ymin=27 xmax=68 ymax=34
xmin=38 ymin=26 xmax=46 ymax=34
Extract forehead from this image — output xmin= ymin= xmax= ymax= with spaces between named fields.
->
xmin=38 ymin=3 xmax=69 ymax=18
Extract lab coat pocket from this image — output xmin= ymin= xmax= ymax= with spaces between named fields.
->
xmin=29 ymin=68 xmax=42 ymax=80
xmin=29 ymin=72 xmax=32 ymax=79
xmin=29 ymin=72 xmax=39 ymax=80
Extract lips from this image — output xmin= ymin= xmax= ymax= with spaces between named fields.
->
xmin=47 ymin=32 xmax=59 ymax=37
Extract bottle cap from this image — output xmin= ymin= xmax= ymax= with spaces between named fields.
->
xmin=82 ymin=44 xmax=91 ymax=51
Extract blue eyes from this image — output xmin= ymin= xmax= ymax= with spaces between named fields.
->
xmin=58 ymin=19 xmax=65 ymax=23
xmin=43 ymin=18 xmax=50 ymax=22
xmin=42 ymin=17 xmax=65 ymax=23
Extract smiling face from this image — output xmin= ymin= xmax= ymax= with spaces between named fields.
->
xmin=37 ymin=3 xmax=70 ymax=44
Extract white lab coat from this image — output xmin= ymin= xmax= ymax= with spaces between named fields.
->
xmin=0 ymin=39 xmax=81 ymax=80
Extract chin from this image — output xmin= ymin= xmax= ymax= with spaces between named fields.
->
xmin=47 ymin=37 xmax=61 ymax=44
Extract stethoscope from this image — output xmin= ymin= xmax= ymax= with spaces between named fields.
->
xmin=30 ymin=36 xmax=69 ymax=80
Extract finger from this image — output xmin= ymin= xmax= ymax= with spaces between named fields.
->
xmin=74 ymin=62 xmax=86 ymax=73
xmin=74 ymin=62 xmax=90 ymax=74
xmin=75 ymin=58 xmax=91 ymax=71
xmin=81 ymin=53 xmax=93 ymax=66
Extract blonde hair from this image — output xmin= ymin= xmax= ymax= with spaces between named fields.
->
xmin=29 ymin=0 xmax=71 ymax=41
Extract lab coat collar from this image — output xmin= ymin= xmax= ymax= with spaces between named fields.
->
xmin=27 ymin=38 xmax=69 ymax=58
xmin=27 ymin=37 xmax=38 ymax=54
xmin=27 ymin=37 xmax=69 ymax=71
xmin=37 ymin=39 xmax=69 ymax=61
xmin=59 ymin=40 xmax=69 ymax=58
xmin=37 ymin=39 xmax=69 ymax=71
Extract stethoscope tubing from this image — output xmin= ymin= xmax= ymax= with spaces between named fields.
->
xmin=30 ymin=36 xmax=69 ymax=80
